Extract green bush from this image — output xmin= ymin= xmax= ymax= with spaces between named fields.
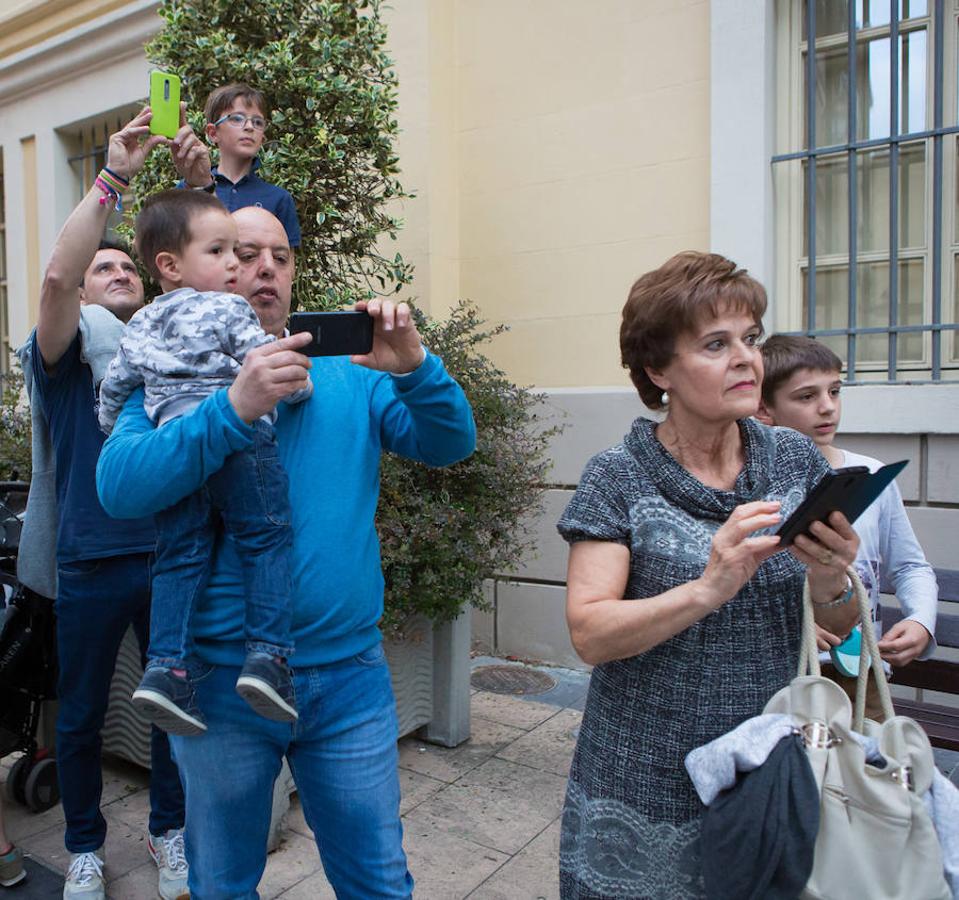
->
xmin=0 ymin=367 xmax=32 ymax=483
xmin=132 ymin=0 xmax=412 ymax=310
xmin=378 ymin=302 xmax=560 ymax=635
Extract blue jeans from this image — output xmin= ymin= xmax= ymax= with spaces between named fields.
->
xmin=55 ymin=552 xmax=185 ymax=851
xmin=149 ymin=419 xmax=294 ymax=669
xmin=170 ymin=645 xmax=413 ymax=900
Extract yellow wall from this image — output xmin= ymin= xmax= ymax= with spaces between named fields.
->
xmin=0 ymin=0 xmax=141 ymax=59
xmin=20 ymin=135 xmax=39 ymax=327
xmin=388 ymin=1 xmax=711 ymax=388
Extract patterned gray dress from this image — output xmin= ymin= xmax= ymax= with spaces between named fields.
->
xmin=557 ymin=417 xmax=828 ymax=899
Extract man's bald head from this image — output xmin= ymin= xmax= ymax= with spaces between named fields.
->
xmin=232 ymin=207 xmax=294 ymax=337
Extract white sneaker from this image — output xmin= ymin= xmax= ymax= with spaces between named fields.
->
xmin=148 ymin=828 xmax=190 ymax=900
xmin=63 ymin=849 xmax=105 ymax=899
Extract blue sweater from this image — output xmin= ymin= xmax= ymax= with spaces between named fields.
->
xmin=96 ymin=351 xmax=476 ymax=667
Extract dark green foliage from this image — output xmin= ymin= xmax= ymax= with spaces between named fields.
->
xmin=378 ymin=301 xmax=561 ymax=635
xmin=0 ymin=367 xmax=31 ymax=482
xmin=131 ymin=0 xmax=412 ymax=309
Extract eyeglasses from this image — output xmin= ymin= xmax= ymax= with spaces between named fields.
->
xmin=213 ymin=113 xmax=268 ymax=131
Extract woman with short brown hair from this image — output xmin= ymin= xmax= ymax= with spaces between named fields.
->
xmin=557 ymin=251 xmax=859 ymax=898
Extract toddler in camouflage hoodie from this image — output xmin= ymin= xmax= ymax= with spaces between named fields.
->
xmin=99 ymin=190 xmax=310 ymax=735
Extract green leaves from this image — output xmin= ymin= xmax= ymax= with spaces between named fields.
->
xmin=133 ymin=0 xmax=412 ymax=309
xmin=0 ymin=367 xmax=32 ymax=482
xmin=377 ymin=301 xmax=564 ymax=636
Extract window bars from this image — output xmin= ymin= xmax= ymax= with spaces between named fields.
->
xmin=773 ymin=0 xmax=959 ymax=381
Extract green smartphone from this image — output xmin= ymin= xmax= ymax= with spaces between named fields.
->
xmin=149 ymin=71 xmax=181 ymax=139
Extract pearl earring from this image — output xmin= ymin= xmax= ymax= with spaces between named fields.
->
xmin=661 ymin=391 xmax=669 ymax=406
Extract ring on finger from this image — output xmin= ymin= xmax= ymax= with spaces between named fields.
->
xmin=819 ymin=551 xmax=833 ymax=566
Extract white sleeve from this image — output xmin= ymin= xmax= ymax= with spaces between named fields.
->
xmin=878 ymin=481 xmax=938 ymax=658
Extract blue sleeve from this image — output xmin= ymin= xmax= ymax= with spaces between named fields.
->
xmin=372 ymin=351 xmax=476 ymax=466
xmin=96 ymin=386 xmax=255 ymax=518
xmin=276 ymin=189 xmax=301 ymax=248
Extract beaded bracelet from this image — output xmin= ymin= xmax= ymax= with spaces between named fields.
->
xmin=810 ymin=574 xmax=854 ymax=609
xmin=94 ymin=166 xmax=130 ymax=212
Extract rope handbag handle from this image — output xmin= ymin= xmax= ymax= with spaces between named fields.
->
xmin=799 ymin=578 xmax=822 ymax=678
xmin=800 ymin=567 xmax=895 ymax=731
xmin=851 ymin=567 xmax=895 ymax=729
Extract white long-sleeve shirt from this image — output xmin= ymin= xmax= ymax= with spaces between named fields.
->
xmin=835 ymin=448 xmax=938 ymax=659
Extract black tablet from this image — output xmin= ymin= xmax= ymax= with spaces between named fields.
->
xmin=775 ymin=460 xmax=908 ymax=547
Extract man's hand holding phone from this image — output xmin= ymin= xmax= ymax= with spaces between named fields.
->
xmin=106 ymin=107 xmax=168 ymax=182
xmin=227 ymin=333 xmax=313 ymax=424
xmin=351 ymin=298 xmax=425 ymax=375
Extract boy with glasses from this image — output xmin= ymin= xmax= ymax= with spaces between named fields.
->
xmin=188 ymin=83 xmax=301 ymax=247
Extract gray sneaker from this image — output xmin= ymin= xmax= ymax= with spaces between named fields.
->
xmin=236 ymin=652 xmax=298 ymax=722
xmin=148 ymin=828 xmax=189 ymax=900
xmin=63 ymin=849 xmax=104 ymax=899
xmin=0 ymin=843 xmax=26 ymax=887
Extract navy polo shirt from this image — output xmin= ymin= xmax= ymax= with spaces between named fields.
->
xmin=180 ymin=157 xmax=301 ymax=247
xmin=30 ymin=331 xmax=155 ymax=564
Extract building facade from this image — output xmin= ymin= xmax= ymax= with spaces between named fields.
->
xmin=1 ymin=0 xmax=956 ymax=675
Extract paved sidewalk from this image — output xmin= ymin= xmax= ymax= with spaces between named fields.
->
xmin=1 ymin=660 xmax=589 ymax=899
xmin=11 ymin=658 xmax=954 ymax=899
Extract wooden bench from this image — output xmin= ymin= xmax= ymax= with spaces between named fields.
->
xmin=881 ymin=568 xmax=959 ymax=751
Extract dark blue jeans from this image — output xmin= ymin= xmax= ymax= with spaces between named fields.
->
xmin=55 ymin=552 xmax=185 ymax=852
xmin=170 ymin=646 xmax=412 ymax=899
xmin=148 ymin=419 xmax=294 ymax=670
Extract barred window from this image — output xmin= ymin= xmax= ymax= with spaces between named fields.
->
xmin=773 ymin=0 xmax=959 ymax=381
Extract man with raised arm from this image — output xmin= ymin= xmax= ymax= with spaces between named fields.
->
xmin=19 ymin=106 xmax=210 ymax=900
xmin=96 ymin=205 xmax=476 ymax=899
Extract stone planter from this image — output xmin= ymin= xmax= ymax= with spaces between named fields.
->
xmin=384 ymin=610 xmax=471 ymax=748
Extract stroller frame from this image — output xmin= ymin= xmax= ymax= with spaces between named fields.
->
xmin=0 ymin=480 xmax=60 ymax=813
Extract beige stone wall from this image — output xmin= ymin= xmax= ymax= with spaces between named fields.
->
xmin=386 ymin=0 xmax=711 ymax=389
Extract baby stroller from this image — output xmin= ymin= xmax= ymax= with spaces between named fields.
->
xmin=0 ymin=480 xmax=60 ymax=813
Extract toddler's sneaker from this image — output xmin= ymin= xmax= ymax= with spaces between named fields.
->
xmin=147 ymin=828 xmax=189 ymax=900
xmin=132 ymin=667 xmax=207 ymax=736
xmin=63 ymin=848 xmax=104 ymax=899
xmin=0 ymin=843 xmax=25 ymax=887
xmin=235 ymin=652 xmax=298 ymax=722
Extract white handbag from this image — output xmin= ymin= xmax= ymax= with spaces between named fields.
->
xmin=763 ymin=568 xmax=950 ymax=900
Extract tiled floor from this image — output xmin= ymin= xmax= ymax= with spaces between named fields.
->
xmin=1 ymin=660 xmax=588 ymax=899
xmin=5 ymin=658 xmax=956 ymax=899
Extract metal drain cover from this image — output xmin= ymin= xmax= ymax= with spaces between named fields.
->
xmin=471 ymin=665 xmax=557 ymax=695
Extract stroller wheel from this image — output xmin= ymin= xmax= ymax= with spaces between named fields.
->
xmin=24 ymin=757 xmax=59 ymax=812
xmin=4 ymin=755 xmax=30 ymax=805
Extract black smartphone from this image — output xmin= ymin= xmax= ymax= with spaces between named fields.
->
xmin=775 ymin=460 xmax=908 ymax=547
xmin=288 ymin=311 xmax=374 ymax=357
